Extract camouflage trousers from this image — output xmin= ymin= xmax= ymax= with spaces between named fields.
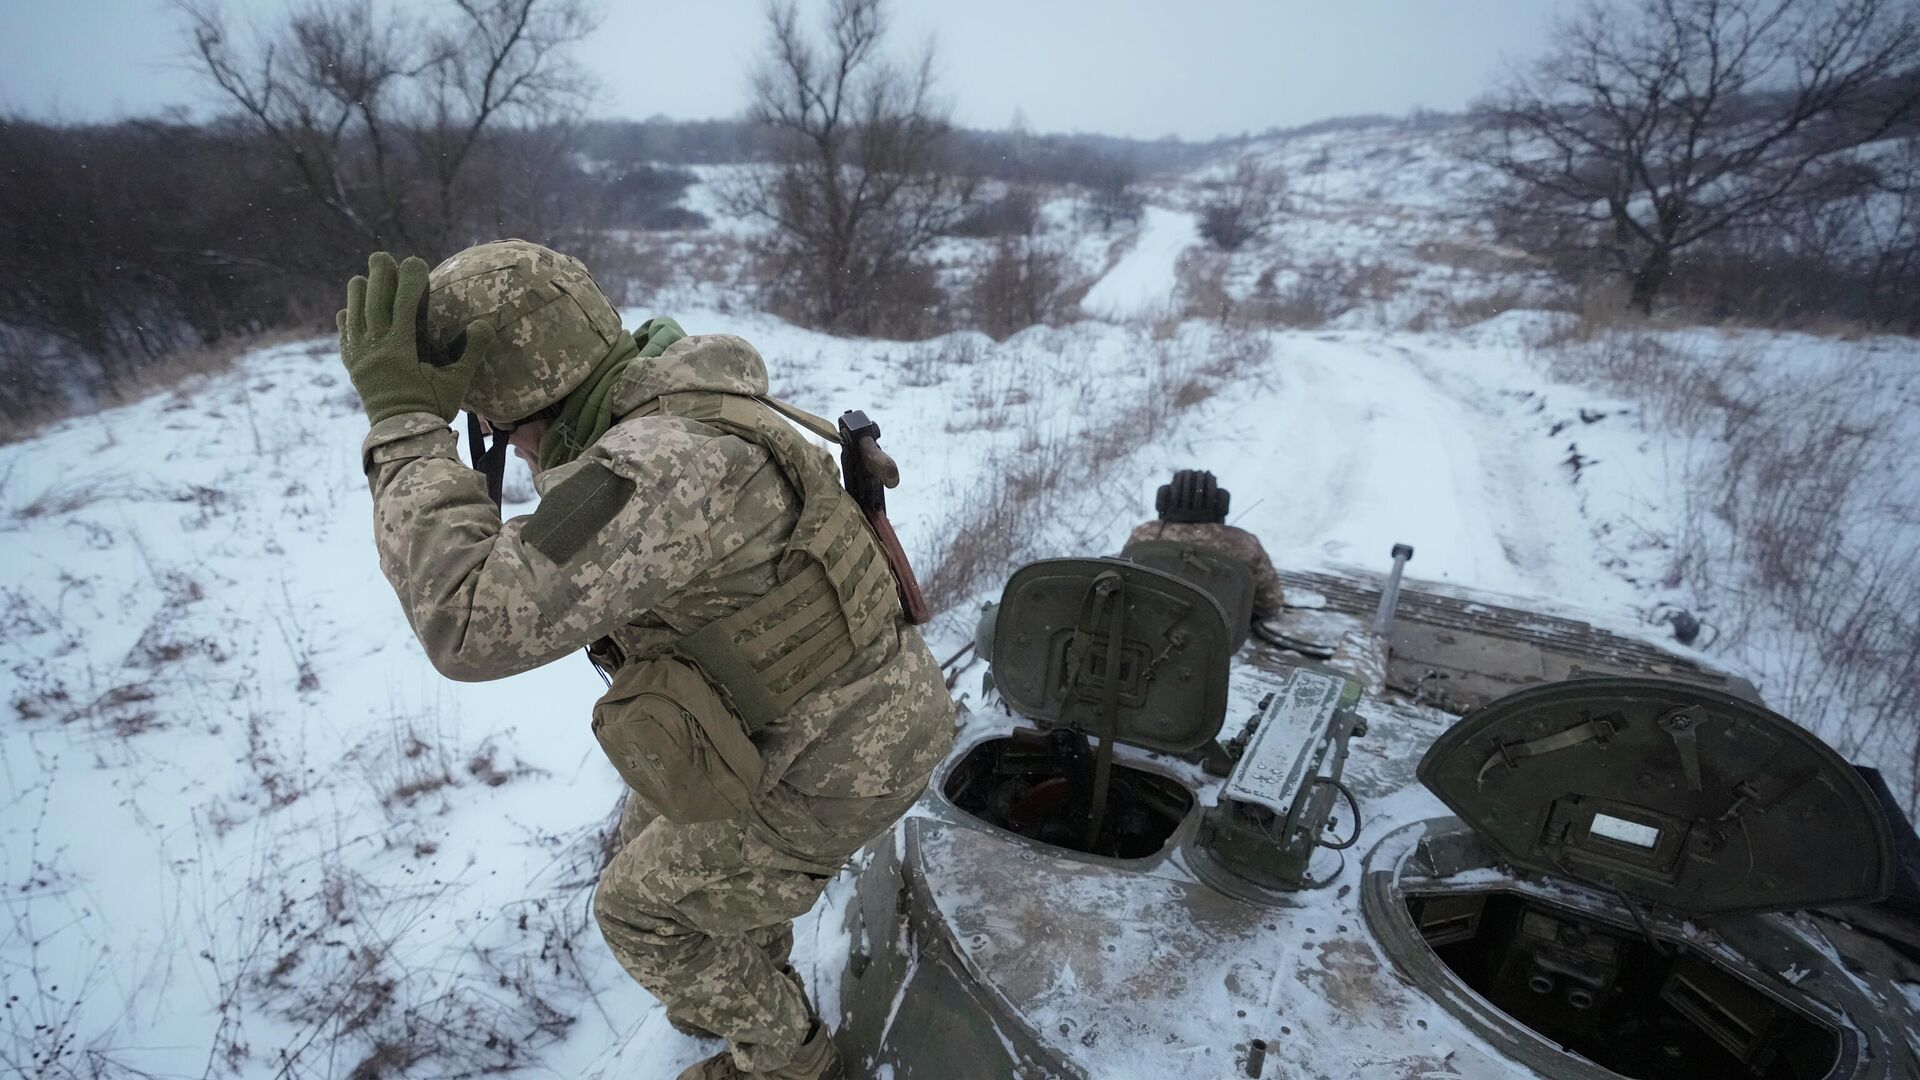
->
xmin=594 ymin=780 xmax=922 ymax=1073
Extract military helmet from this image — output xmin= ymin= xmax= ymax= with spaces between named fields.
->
xmin=1156 ymin=469 xmax=1230 ymax=524
xmin=424 ymin=239 xmax=625 ymax=424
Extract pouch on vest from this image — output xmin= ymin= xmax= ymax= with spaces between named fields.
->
xmin=590 ymin=655 xmax=765 ymax=824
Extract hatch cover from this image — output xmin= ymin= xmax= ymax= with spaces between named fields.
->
xmin=1417 ymin=677 xmax=1893 ymax=915
xmin=989 ymin=558 xmax=1231 ymax=755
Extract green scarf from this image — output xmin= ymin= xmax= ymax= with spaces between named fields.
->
xmin=538 ymin=317 xmax=686 ymax=470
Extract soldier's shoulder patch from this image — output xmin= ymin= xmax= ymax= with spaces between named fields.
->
xmin=524 ymin=462 xmax=635 ymax=564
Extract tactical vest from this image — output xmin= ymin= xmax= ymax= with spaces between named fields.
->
xmin=626 ymin=390 xmax=902 ymax=733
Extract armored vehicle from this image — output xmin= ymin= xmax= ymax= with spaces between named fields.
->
xmin=818 ymin=544 xmax=1920 ymax=1079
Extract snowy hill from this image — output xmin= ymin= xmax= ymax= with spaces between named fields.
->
xmin=4 ymin=117 xmax=1917 ymax=1077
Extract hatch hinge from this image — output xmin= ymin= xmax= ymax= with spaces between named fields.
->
xmin=1716 ymin=769 xmax=1812 ymax=822
xmin=1658 ymin=705 xmax=1706 ymax=792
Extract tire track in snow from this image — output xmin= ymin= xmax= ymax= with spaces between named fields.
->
xmin=1192 ymin=333 xmax=1586 ymax=601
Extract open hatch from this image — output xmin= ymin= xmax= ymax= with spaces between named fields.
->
xmin=1418 ymin=676 xmax=1893 ymax=915
xmin=950 ymin=558 xmax=1230 ymax=859
xmin=955 ymin=556 xmax=1362 ymax=887
xmin=1368 ymin=676 xmax=1899 ymax=1080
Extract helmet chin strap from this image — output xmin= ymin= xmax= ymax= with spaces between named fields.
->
xmin=465 ymin=412 xmax=515 ymax=510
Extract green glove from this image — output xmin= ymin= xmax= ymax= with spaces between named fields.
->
xmin=336 ymin=251 xmax=494 ymax=425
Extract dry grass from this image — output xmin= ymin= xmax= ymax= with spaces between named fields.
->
xmin=1 ymin=327 xmax=316 ymax=447
xmin=1537 ymin=327 xmax=1920 ymax=809
xmin=1404 ymin=287 xmax=1533 ymax=332
xmin=1532 ymin=272 xmax=1902 ymax=346
xmin=597 ymin=231 xmax=753 ymax=308
xmin=919 ymin=325 xmax=1272 ymax=618
xmin=1677 ymin=366 xmax=1918 ymax=777
xmin=238 ymin=844 xmax=585 ymax=1079
xmin=1410 ymin=239 xmax=1536 ymax=277
xmin=897 ymin=336 xmax=983 ymax=388
xmin=1184 ymin=257 xmax=1418 ymax=330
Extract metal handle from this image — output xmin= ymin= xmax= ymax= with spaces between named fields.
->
xmin=855 ymin=435 xmax=900 ymax=489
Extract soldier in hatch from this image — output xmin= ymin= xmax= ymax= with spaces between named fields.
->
xmin=334 ymin=241 xmax=952 ymax=1080
xmin=1126 ymin=468 xmax=1287 ymax=620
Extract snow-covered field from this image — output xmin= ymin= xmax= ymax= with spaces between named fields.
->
xmin=4 ymin=118 xmax=1916 ymax=1077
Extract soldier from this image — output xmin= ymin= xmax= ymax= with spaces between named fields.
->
xmin=334 ymin=241 xmax=952 ymax=1080
xmin=1125 ymin=468 xmax=1287 ymax=619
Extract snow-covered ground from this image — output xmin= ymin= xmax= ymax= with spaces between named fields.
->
xmin=1078 ymin=205 xmax=1197 ymax=319
xmin=4 ymin=117 xmax=1916 ymax=1077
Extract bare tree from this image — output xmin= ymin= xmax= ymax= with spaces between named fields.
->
xmin=1197 ymin=156 xmax=1286 ymax=252
xmin=727 ymin=0 xmax=958 ymax=336
xmin=1481 ymin=0 xmax=1920 ymax=313
xmin=1082 ymin=155 xmax=1144 ymax=233
xmin=180 ymin=0 xmax=597 ymax=259
xmin=967 ymin=209 xmax=1067 ymax=340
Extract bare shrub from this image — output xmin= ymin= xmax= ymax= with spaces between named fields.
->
xmin=947 ymin=188 xmax=1042 ymax=238
xmin=4 ymin=0 xmax=604 ymax=434
xmin=1175 ymin=252 xmax=1234 ymax=322
xmin=598 ymin=163 xmax=707 ymax=231
xmin=354 ymin=721 xmax=460 ymax=821
xmin=918 ymin=448 xmax=1056 ymax=614
xmin=1197 ymin=156 xmax=1287 ymax=252
xmin=0 ymin=773 xmax=120 ymax=1076
xmin=1660 ymin=143 xmax=1920 ymax=334
xmin=944 ymin=363 xmax=1031 ymax=434
xmin=0 ymin=115 xmax=339 ymax=431
xmin=968 ymin=237 xmax=1069 ymax=340
xmin=593 ymin=231 xmax=753 ymax=309
xmin=1677 ymin=367 xmax=1918 ymax=775
xmin=1410 ymin=239 xmax=1535 ymax=277
xmin=1243 ymin=265 xmax=1354 ymax=328
xmin=1405 ymin=287 xmax=1533 ymax=331
xmin=246 ymin=848 xmax=581 ymax=1078
xmin=1081 ymin=156 xmax=1144 ymax=232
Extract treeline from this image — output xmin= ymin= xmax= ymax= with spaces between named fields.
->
xmin=0 ymin=118 xmax=1192 ymax=431
xmin=0 ymin=111 xmax=1186 ymax=426
xmin=0 ymin=116 xmax=704 ymax=423
xmin=5 ymin=0 xmax=1917 ymax=430
xmin=577 ymin=116 xmax=1212 ymax=180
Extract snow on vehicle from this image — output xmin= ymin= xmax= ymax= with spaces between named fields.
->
xmin=821 ymin=544 xmax=1920 ymax=1079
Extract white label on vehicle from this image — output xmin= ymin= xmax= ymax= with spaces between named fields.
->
xmin=1590 ymin=813 xmax=1659 ymax=849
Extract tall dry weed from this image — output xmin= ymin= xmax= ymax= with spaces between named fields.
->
xmin=919 ymin=326 xmax=1272 ymax=620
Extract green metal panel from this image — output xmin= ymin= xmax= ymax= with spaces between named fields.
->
xmin=1119 ymin=539 xmax=1256 ymax=650
xmin=989 ymin=558 xmax=1232 ymax=754
xmin=1418 ymin=676 xmax=1894 ymax=915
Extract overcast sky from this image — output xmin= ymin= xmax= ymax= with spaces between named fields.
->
xmin=2 ymin=0 xmax=1572 ymax=140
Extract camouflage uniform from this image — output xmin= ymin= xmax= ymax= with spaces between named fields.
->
xmin=1124 ymin=520 xmax=1288 ymax=618
xmin=359 ymin=249 xmax=952 ymax=1076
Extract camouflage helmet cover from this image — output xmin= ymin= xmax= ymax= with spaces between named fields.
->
xmin=425 ymin=239 xmax=624 ymax=424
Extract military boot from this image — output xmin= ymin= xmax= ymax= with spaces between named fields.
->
xmin=673 ymin=1021 xmax=842 ymax=1080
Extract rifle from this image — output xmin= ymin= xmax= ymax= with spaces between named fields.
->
xmin=838 ymin=410 xmax=932 ymax=624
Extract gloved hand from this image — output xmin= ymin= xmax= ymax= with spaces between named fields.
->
xmin=337 ymin=251 xmax=494 ymax=425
